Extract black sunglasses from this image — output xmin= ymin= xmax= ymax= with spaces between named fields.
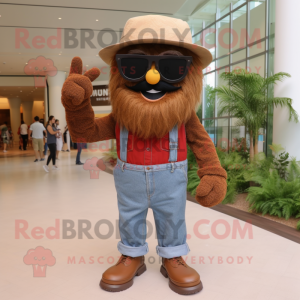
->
xmin=116 ymin=54 xmax=193 ymax=83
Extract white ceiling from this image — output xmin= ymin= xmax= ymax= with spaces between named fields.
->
xmin=0 ymin=86 xmax=44 ymax=101
xmin=0 ymin=0 xmax=210 ymax=100
xmin=0 ymin=0 xmax=192 ymax=77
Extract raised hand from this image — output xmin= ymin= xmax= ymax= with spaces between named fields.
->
xmin=61 ymin=57 xmax=115 ymax=144
xmin=61 ymin=57 xmax=100 ymax=110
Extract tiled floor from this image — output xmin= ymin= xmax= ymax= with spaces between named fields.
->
xmin=0 ymin=147 xmax=300 ymax=300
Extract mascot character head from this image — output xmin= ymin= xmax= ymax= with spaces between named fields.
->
xmin=99 ymin=15 xmax=212 ymax=139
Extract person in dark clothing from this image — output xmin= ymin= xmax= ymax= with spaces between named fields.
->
xmin=43 ymin=116 xmax=61 ymax=172
xmin=75 ymin=142 xmax=85 ymax=165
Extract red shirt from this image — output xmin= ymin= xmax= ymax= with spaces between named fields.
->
xmin=115 ymin=124 xmax=187 ymax=165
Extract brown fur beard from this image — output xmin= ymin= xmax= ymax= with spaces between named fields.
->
xmin=109 ymin=44 xmax=203 ymax=139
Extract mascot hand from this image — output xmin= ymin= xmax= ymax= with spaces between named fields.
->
xmin=195 ymin=175 xmax=227 ymax=207
xmin=62 ymin=57 xmax=100 ymax=108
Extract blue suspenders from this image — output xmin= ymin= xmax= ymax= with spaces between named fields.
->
xmin=119 ymin=125 xmax=179 ymax=165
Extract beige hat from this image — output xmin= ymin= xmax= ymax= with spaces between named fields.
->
xmin=99 ymin=15 xmax=212 ymax=69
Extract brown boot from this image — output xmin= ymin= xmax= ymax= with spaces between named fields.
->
xmin=161 ymin=257 xmax=203 ymax=295
xmin=100 ymin=255 xmax=146 ymax=292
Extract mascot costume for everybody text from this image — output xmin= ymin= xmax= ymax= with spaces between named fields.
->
xmin=62 ymin=15 xmax=227 ymax=295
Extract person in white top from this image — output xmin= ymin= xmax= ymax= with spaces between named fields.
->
xmin=28 ymin=116 xmax=47 ymax=162
xmin=55 ymin=119 xmax=63 ymax=159
xmin=20 ymin=120 xmax=28 ymax=150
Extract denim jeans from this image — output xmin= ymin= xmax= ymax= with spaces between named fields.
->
xmin=114 ymin=158 xmax=190 ymax=259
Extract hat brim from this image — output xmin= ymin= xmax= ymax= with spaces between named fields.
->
xmin=99 ymin=39 xmax=213 ymax=69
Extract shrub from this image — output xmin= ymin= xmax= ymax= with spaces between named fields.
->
xmin=246 ymin=158 xmax=300 ymax=229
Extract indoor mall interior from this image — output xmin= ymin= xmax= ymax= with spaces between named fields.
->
xmin=0 ymin=1 xmax=300 ymax=300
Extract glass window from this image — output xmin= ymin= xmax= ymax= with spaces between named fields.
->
xmin=204 ymin=119 xmax=216 ymax=145
xmin=203 ymin=72 xmax=216 ymax=119
xmin=203 ymin=24 xmax=216 ymax=59
xmin=232 ymin=61 xmax=246 ymax=73
xmin=216 ymin=56 xmax=229 ymax=69
xmin=232 ymin=0 xmax=247 ymax=9
xmin=232 ymin=48 xmax=247 ymax=63
xmin=249 ymin=55 xmax=265 ymax=77
xmin=205 ymin=61 xmax=216 ymax=74
xmin=249 ymin=40 xmax=265 ymax=56
xmin=216 ymin=118 xmax=230 ymax=150
xmin=189 ymin=20 xmax=204 ymax=37
xmin=231 ymin=6 xmax=247 ymax=52
xmin=250 ymin=1 xmax=266 ymax=39
xmin=192 ymin=0 xmax=217 ymax=28
xmin=217 ymin=1 xmax=230 ymax=18
xmin=193 ymin=33 xmax=202 ymax=46
xmin=216 ymin=69 xmax=230 ymax=117
xmin=217 ymin=16 xmax=230 ymax=57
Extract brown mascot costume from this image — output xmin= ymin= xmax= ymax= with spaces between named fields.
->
xmin=62 ymin=15 xmax=227 ymax=295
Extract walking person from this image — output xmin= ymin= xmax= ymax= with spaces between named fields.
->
xmin=55 ymin=119 xmax=63 ymax=159
xmin=28 ymin=116 xmax=47 ymax=162
xmin=1 ymin=122 xmax=10 ymax=153
xmin=43 ymin=116 xmax=60 ymax=172
xmin=20 ymin=120 xmax=28 ymax=150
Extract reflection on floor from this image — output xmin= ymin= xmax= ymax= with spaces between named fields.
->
xmin=0 ymin=148 xmax=300 ymax=300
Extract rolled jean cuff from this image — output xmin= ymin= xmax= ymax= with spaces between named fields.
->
xmin=156 ymin=243 xmax=190 ymax=259
xmin=117 ymin=241 xmax=149 ymax=257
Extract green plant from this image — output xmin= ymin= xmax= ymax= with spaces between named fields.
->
xmin=269 ymin=144 xmax=290 ymax=180
xmin=230 ymin=138 xmax=250 ymax=162
xmin=246 ymin=157 xmax=300 ymax=230
xmin=247 ymin=169 xmax=300 ymax=220
xmin=273 ymin=152 xmax=290 ymax=180
xmin=211 ymin=70 xmax=298 ymax=161
xmin=244 ymin=152 xmax=274 ymax=184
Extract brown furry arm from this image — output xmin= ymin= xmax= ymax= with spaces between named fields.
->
xmin=186 ymin=111 xmax=227 ymax=207
xmin=66 ymin=110 xmax=116 ymax=143
xmin=61 ymin=57 xmax=116 ymax=143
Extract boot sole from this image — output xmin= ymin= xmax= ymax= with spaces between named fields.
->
xmin=160 ymin=265 xmax=203 ymax=295
xmin=99 ymin=263 xmax=146 ymax=292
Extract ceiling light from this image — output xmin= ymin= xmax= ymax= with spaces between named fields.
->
xmin=96 ymin=19 xmax=98 ymax=21
xmin=58 ymin=17 xmax=62 ymax=19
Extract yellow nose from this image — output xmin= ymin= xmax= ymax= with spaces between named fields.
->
xmin=146 ymin=63 xmax=160 ymax=85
